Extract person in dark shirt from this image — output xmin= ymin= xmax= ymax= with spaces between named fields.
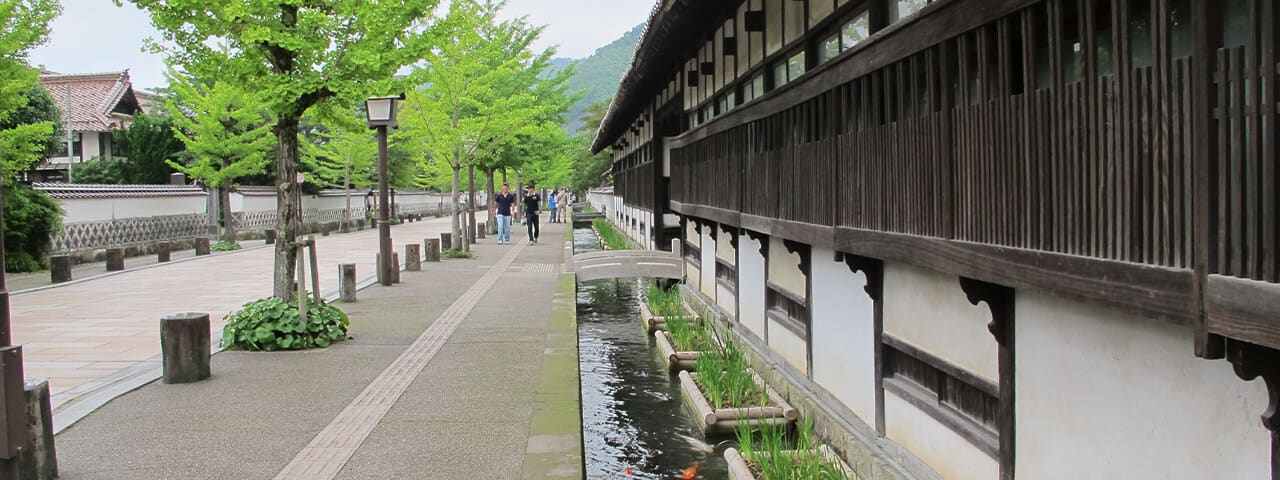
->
xmin=524 ymin=184 xmax=540 ymax=245
xmin=493 ymin=183 xmax=517 ymax=245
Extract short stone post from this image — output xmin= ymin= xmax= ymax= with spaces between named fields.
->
xmin=392 ymin=253 xmax=401 ymax=284
xmin=425 ymin=239 xmax=441 ymax=262
xmin=440 ymin=232 xmax=453 ymax=251
xmin=49 ymin=256 xmax=71 ymax=284
xmin=340 ymin=222 xmax=351 ymax=234
xmin=160 ymin=313 xmax=211 ymax=384
xmin=18 ymin=379 xmax=56 ymax=480
xmin=265 ymin=229 xmax=276 ymax=245
xmin=194 ymin=238 xmax=211 ymax=256
xmin=156 ymin=241 xmax=171 ymax=263
xmin=321 ymin=223 xmax=331 ymax=237
xmin=339 ymin=263 xmax=357 ymax=302
xmin=405 ymin=244 xmax=422 ymax=272
xmin=105 ymin=248 xmax=125 ymax=271
xmin=477 ymin=222 xmax=486 ymax=239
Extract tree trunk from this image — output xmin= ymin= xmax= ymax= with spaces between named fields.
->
xmin=466 ymin=163 xmax=475 ymax=251
xmin=486 ymin=167 xmax=496 ymax=234
xmin=342 ymin=167 xmax=352 ymax=230
xmin=272 ymin=115 xmax=303 ymax=302
xmin=220 ymin=186 xmax=235 ymax=243
xmin=450 ymin=160 xmax=461 ymax=252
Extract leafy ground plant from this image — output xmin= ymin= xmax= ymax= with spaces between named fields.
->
xmin=694 ymin=339 xmax=765 ymax=409
xmin=441 ymin=249 xmax=474 ymax=259
xmin=647 ymin=285 xmax=685 ymax=318
xmin=592 ymin=218 xmax=630 ymax=250
xmin=736 ymin=416 xmax=852 ymax=479
xmin=222 ymin=297 xmax=350 ymax=351
xmin=211 ymin=241 xmax=242 ymax=252
xmin=665 ymin=314 xmax=714 ymax=352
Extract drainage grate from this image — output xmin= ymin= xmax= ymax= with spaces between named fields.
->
xmin=520 ymin=263 xmax=556 ymax=273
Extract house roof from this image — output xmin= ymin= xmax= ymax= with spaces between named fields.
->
xmin=33 ymin=183 xmax=207 ymax=200
xmin=591 ymin=0 xmax=736 ymax=153
xmin=38 ymin=70 xmax=143 ymax=133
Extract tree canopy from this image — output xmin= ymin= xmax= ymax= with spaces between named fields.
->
xmin=0 ymin=0 xmax=61 ymax=180
xmin=166 ymin=76 xmax=272 ymax=189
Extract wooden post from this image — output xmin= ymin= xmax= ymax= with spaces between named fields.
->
xmin=440 ymin=232 xmax=453 ymax=251
xmin=425 ymin=239 xmax=441 ymax=262
xmin=296 ymin=247 xmax=307 ymax=323
xmin=405 ymin=244 xmax=422 ymax=272
xmin=321 ymin=223 xmax=331 ymax=237
xmin=265 ymin=229 xmax=276 ymax=245
xmin=339 ymin=264 xmax=356 ymax=303
xmin=18 ymin=379 xmax=55 ymax=480
xmin=376 ymin=254 xmax=383 ymax=284
xmin=194 ymin=238 xmax=211 ymax=256
xmin=156 ymin=242 xmax=171 ymax=263
xmin=105 ymin=248 xmax=124 ymax=272
xmin=392 ymin=253 xmax=401 ymax=284
xmin=49 ymin=256 xmax=71 ymax=284
xmin=477 ymin=222 xmax=486 ymax=240
xmin=159 ymin=313 xmax=210 ymax=384
xmin=307 ymin=237 xmax=320 ymax=305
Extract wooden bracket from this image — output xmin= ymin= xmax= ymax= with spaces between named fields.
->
xmin=959 ymin=277 xmax=1015 ymax=480
xmin=1226 ymin=340 xmax=1280 ymax=477
xmin=745 ymin=229 xmax=769 ymax=258
xmin=960 ymin=277 xmax=1015 ymax=345
xmin=843 ymin=254 xmax=884 ymax=302
xmin=727 ymin=226 xmax=739 ymax=250
xmin=783 ymin=239 xmax=811 ymax=276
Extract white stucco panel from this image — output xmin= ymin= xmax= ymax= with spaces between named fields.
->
xmin=809 ymin=246 xmax=877 ymax=426
xmin=883 ymin=263 xmax=998 ymax=383
xmin=716 ymin=284 xmax=736 ymax=318
xmin=701 ymin=228 xmax=717 ymax=299
xmin=886 ymin=392 xmax=999 ymax=480
xmin=1015 ymin=291 xmax=1271 ymax=479
xmin=686 ymin=221 xmax=701 ymax=248
xmin=738 ymin=233 xmax=767 ymax=339
xmin=687 ymin=263 xmax=701 ymax=291
xmin=716 ymin=224 xmax=736 ymax=263
xmin=767 ymin=317 xmax=808 ymax=375
xmin=767 ymin=236 xmax=806 ymax=300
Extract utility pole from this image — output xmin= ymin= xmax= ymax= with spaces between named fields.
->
xmin=64 ymin=85 xmax=74 ymax=183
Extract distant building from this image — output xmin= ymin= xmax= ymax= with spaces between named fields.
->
xmin=32 ymin=70 xmax=144 ymax=183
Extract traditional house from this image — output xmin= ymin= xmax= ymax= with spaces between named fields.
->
xmin=594 ymin=0 xmax=1277 ymax=478
xmin=32 ymin=70 xmax=145 ymax=183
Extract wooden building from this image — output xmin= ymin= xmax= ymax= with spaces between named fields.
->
xmin=591 ymin=0 xmax=1278 ymax=478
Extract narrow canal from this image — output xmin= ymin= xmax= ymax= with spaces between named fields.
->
xmin=575 ymin=226 xmax=730 ymax=479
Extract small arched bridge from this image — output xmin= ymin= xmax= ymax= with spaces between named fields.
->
xmin=563 ymin=239 xmax=684 ymax=282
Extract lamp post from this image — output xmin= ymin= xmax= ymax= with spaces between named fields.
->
xmin=366 ymin=94 xmax=403 ymax=287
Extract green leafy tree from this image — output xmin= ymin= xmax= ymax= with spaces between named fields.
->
xmin=70 ymin=157 xmax=128 ymax=184
xmin=1 ymin=83 xmax=63 ymax=159
xmin=167 ymin=77 xmax=272 ymax=243
xmin=570 ymin=98 xmax=613 ymax=193
xmin=0 ymin=0 xmax=61 ymax=180
xmin=302 ymin=112 xmax=376 ymax=230
xmin=124 ymin=0 xmax=442 ymax=301
xmin=3 ymin=183 xmax=60 ymax=272
xmin=113 ymin=113 xmax=182 ymax=184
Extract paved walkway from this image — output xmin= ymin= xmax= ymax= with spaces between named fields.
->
xmin=8 ymin=216 xmax=467 ymax=413
xmin=53 ymin=219 xmax=581 ymax=479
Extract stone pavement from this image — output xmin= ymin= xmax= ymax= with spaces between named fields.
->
xmin=7 ymin=215 xmax=469 ymax=416
xmin=53 ymin=218 xmax=582 ymax=479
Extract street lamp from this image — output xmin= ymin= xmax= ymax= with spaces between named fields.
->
xmin=366 ymin=94 xmax=403 ymax=286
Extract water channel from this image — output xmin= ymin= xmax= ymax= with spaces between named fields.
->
xmin=575 ymin=226 xmax=731 ymax=479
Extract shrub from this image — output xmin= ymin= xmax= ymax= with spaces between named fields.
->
xmin=221 ymin=297 xmax=350 ymax=351
xmin=212 ymin=241 xmax=242 ymax=252
xmin=441 ymin=249 xmax=473 ymax=259
xmin=3 ymin=184 xmax=61 ymax=273
xmin=592 ymin=218 xmax=629 ymax=250
xmin=70 ymin=157 xmax=129 ymax=185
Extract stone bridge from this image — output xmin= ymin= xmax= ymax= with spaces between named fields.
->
xmin=563 ymin=239 xmax=684 ymax=282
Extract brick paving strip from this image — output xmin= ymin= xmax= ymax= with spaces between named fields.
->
xmin=274 ymin=244 xmax=527 ymax=480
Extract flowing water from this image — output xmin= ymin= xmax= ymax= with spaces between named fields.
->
xmin=575 ymin=227 xmax=730 ymax=479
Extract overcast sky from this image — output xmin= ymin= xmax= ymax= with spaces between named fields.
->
xmin=31 ymin=0 xmax=654 ymax=91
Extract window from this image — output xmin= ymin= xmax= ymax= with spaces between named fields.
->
xmin=787 ymin=51 xmax=807 ymax=79
xmin=891 ymin=0 xmax=930 ymax=23
xmin=773 ymin=61 xmax=790 ymax=88
xmin=883 ymin=338 xmax=1000 ymax=455
xmin=819 ymin=34 xmax=840 ymax=64
xmin=841 ymin=13 xmax=869 ymax=49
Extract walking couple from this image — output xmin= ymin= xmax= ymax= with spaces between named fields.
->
xmin=493 ymin=183 xmax=541 ymax=245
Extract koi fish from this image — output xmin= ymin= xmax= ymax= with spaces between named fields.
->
xmin=680 ymin=462 xmax=699 ymax=479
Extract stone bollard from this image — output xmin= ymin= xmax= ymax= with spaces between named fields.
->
xmin=405 ymin=244 xmax=422 ymax=272
xmin=425 ymin=238 xmax=441 ymax=262
xmin=19 ymin=379 xmax=56 ymax=480
xmin=50 ymin=256 xmax=72 ymax=284
xmin=339 ymin=263 xmax=357 ymax=302
xmin=194 ymin=238 xmax=211 ymax=256
xmin=157 ymin=241 xmax=172 ymax=263
xmin=477 ymin=223 xmax=486 ymax=239
xmin=340 ymin=222 xmax=351 ymax=234
xmin=321 ymin=223 xmax=331 ymax=237
xmin=440 ymin=232 xmax=453 ymax=251
xmin=160 ymin=313 xmax=211 ymax=384
xmin=265 ymin=229 xmax=276 ymax=245
xmin=393 ymin=253 xmax=401 ymax=284
xmin=105 ymin=248 xmax=125 ymax=271
xmin=370 ymin=218 xmax=378 ymax=229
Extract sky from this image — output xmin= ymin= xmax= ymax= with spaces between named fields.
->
xmin=30 ymin=0 xmax=654 ymax=91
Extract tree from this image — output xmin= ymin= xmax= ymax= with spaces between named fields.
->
xmin=0 ymin=83 xmax=63 ymax=159
xmin=569 ymin=98 xmax=613 ymax=193
xmin=114 ymin=113 xmax=182 ymax=184
xmin=124 ymin=0 xmax=441 ymax=301
xmin=302 ymin=110 xmax=376 ymax=230
xmin=166 ymin=77 xmax=273 ymax=243
xmin=70 ymin=157 xmax=128 ymax=184
xmin=399 ymin=0 xmax=573 ymax=251
xmin=0 ymin=0 xmax=61 ymax=180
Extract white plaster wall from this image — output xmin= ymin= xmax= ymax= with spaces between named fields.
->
xmin=701 ymin=227 xmax=717 ymax=299
xmin=716 ymin=224 xmax=735 ymax=263
xmin=883 ymin=263 xmax=998 ymax=383
xmin=716 ymin=284 xmax=736 ymax=319
xmin=886 ymin=392 xmax=1000 ymax=480
xmin=767 ymin=236 xmax=806 ymax=299
xmin=238 ymin=195 xmax=277 ymax=213
xmin=809 ymin=246 xmax=877 ymax=425
xmin=768 ymin=317 xmax=808 ymax=374
xmin=59 ymin=196 xmax=208 ymax=223
xmin=738 ymin=234 xmax=767 ymax=339
xmin=81 ymin=135 xmax=101 ymax=160
xmin=1016 ymin=291 xmax=1271 ymax=479
xmin=686 ymin=221 xmax=701 ymax=248
xmin=687 ymin=263 xmax=702 ymax=291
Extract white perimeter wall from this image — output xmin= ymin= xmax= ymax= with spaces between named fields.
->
xmin=809 ymin=246 xmax=876 ymax=425
xmin=738 ymin=232 xmax=766 ymax=340
xmin=700 ymin=225 xmax=716 ymax=300
xmin=883 ymin=263 xmax=998 ymax=383
xmin=60 ymin=196 xmax=207 ymax=223
xmin=767 ymin=236 xmax=806 ymax=299
xmin=1016 ymin=291 xmax=1271 ymax=479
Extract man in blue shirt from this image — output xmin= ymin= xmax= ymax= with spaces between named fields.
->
xmin=547 ymin=188 xmax=558 ymax=223
xmin=493 ymin=183 xmax=517 ymax=245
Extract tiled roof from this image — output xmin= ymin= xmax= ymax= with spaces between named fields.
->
xmin=235 ymin=186 xmax=279 ymax=197
xmin=38 ymin=70 xmax=142 ymax=132
xmin=33 ymin=183 xmax=207 ymax=200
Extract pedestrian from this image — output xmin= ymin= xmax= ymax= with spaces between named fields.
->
xmin=494 ymin=183 xmax=517 ymax=245
xmin=547 ymin=187 xmax=558 ymax=223
xmin=557 ymin=188 xmax=570 ymax=222
xmin=524 ymin=184 xmax=540 ymax=245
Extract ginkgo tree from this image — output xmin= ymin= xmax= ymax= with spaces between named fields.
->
xmin=167 ymin=75 xmax=273 ymax=243
xmin=398 ymin=0 xmax=573 ymax=252
xmin=124 ymin=0 xmax=442 ymax=301
xmin=0 ymin=0 xmax=60 ymax=180
xmin=302 ymin=110 xmax=376 ymax=231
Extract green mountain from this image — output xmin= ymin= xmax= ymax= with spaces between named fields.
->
xmin=555 ymin=23 xmax=643 ymax=133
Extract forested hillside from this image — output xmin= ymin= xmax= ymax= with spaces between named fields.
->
xmin=555 ymin=23 xmax=642 ymax=132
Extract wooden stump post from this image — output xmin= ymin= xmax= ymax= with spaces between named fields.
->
xmin=265 ymin=229 xmax=276 ymax=245
xmin=321 ymin=223 xmax=331 ymax=237
xmin=105 ymin=248 xmax=125 ymax=272
xmin=425 ymin=239 xmax=441 ymax=262
xmin=156 ymin=242 xmax=171 ymax=263
xmin=49 ymin=256 xmax=71 ymax=284
xmin=440 ymin=232 xmax=453 ymax=251
xmin=339 ymin=263 xmax=357 ymax=302
xmin=160 ymin=313 xmax=210 ymax=384
xmin=392 ymin=253 xmax=401 ymax=284
xmin=18 ymin=379 xmax=55 ymax=480
xmin=477 ymin=223 xmax=486 ymax=240
xmin=194 ymin=238 xmax=211 ymax=256
xmin=340 ymin=222 xmax=350 ymax=234
xmin=405 ymin=244 xmax=422 ymax=272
